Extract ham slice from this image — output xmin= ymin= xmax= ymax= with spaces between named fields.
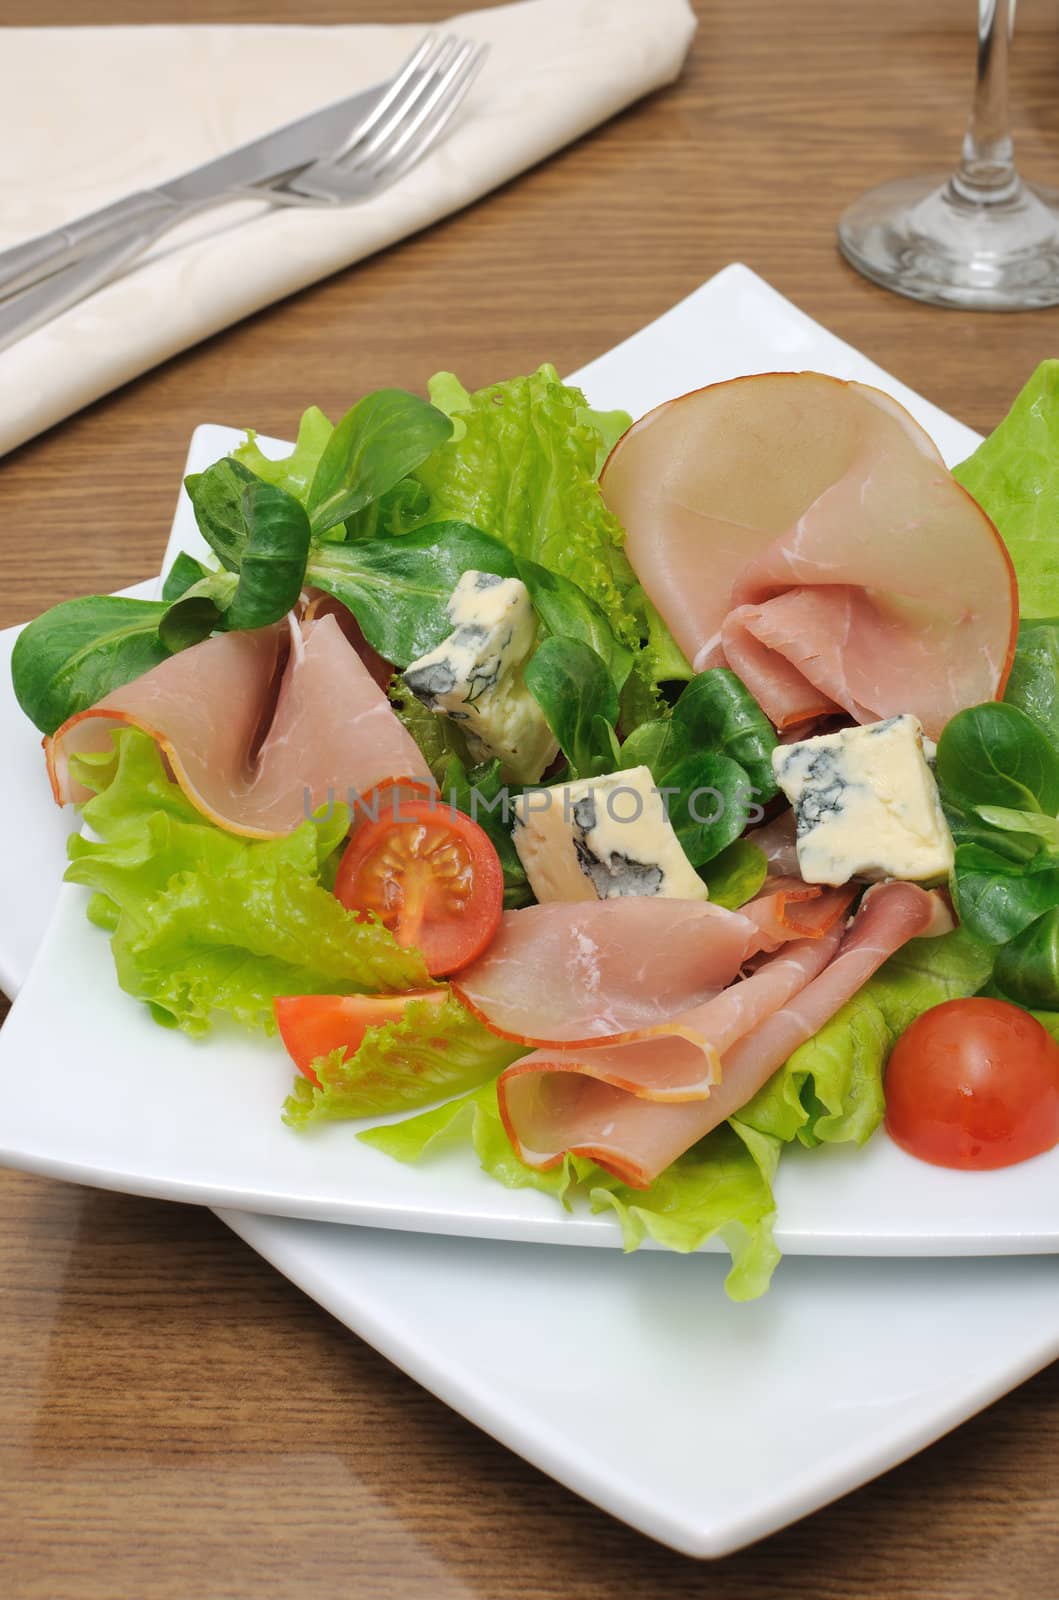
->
xmin=46 ymin=613 xmax=430 ymax=838
xmin=496 ymin=882 xmax=938 ymax=1188
xmin=452 ymin=899 xmax=770 ymax=1049
xmin=742 ymin=877 xmax=851 ymax=951
xmin=599 ymin=372 xmax=1017 ymax=740
xmin=745 ymin=811 xmax=800 ymax=877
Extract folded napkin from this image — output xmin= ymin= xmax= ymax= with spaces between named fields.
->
xmin=0 ymin=0 xmax=695 ymax=456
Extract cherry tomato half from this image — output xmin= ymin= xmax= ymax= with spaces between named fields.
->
xmin=274 ymin=991 xmax=446 ymax=1085
xmin=885 ymin=997 xmax=1059 ymax=1170
xmin=334 ymin=799 xmax=503 ymax=977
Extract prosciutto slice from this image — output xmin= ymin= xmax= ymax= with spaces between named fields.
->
xmin=452 ymin=899 xmax=771 ymax=1050
xmin=742 ymin=878 xmax=851 ymax=952
xmin=496 ymin=882 xmax=938 ymax=1188
xmin=46 ymin=613 xmax=430 ymax=838
xmin=599 ymin=372 xmax=1017 ymax=740
xmin=745 ymin=811 xmax=800 ymax=877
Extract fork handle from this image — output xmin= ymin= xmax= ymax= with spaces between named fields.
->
xmin=0 ymin=190 xmax=182 ymax=300
xmin=0 ymin=211 xmax=186 ymax=354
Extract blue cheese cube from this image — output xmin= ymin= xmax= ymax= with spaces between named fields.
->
xmin=403 ymin=571 xmax=559 ymax=784
xmin=512 ymin=765 xmax=709 ymax=903
xmin=771 ymin=714 xmax=955 ymax=886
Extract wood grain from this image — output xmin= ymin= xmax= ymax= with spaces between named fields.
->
xmin=2 ymin=1 xmax=1058 ymax=1594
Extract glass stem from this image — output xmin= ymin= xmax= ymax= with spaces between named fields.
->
xmin=951 ymin=0 xmax=1020 ymax=203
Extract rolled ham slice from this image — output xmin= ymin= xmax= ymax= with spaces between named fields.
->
xmin=46 ymin=613 xmax=430 ymax=838
xmin=496 ymin=882 xmax=938 ymax=1188
xmin=452 ymin=899 xmax=770 ymax=1049
xmin=599 ymin=372 xmax=1018 ymax=740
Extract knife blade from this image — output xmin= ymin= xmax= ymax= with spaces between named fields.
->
xmin=0 ymin=74 xmax=391 ymax=300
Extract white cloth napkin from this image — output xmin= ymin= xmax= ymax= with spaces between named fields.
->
xmin=0 ymin=0 xmax=695 ymax=456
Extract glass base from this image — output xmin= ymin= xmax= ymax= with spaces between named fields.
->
xmin=837 ymin=173 xmax=1059 ymax=309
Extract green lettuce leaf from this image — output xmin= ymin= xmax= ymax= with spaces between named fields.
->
xmin=994 ymin=907 xmax=1059 ymax=1010
xmin=698 ymin=838 xmax=768 ymax=909
xmin=671 ymin=668 xmax=779 ymax=803
xmin=233 ymin=406 xmax=335 ymax=501
xmin=305 ymin=520 xmax=515 ymax=669
xmin=359 ymin=1079 xmax=583 ymax=1204
xmin=953 ymin=361 xmax=1059 ymax=617
xmin=306 ymin=389 xmax=453 ymax=536
xmin=951 ymin=842 xmax=1059 ymax=945
xmin=516 ymin=558 xmax=633 ymax=695
xmin=64 ymin=730 xmax=426 ymax=1034
xmin=388 ymin=679 xmax=470 ymax=782
xmin=586 ymin=1123 xmax=781 ymax=1301
xmin=1004 ymin=619 xmax=1059 ymax=747
xmin=739 ymin=927 xmax=994 ymax=1147
xmin=737 ymin=997 xmax=890 ymax=1148
xmin=415 ymin=364 xmax=639 ymax=646
xmin=575 ymin=404 xmax=631 ymax=472
xmin=11 ymin=595 xmax=172 ymax=736
xmin=283 ymin=993 xmax=525 ymax=1126
xmin=524 ymin=636 xmax=619 ymax=779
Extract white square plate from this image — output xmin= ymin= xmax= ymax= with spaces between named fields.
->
xmin=2 ymin=266 xmax=1057 ymax=1255
xmin=2 ymin=266 xmax=1058 ymax=1557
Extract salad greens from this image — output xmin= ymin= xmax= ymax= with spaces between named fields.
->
xmin=515 ymin=558 xmax=634 ymax=695
xmin=669 ymin=668 xmax=779 ymax=804
xmin=524 ymin=636 xmax=620 ymax=780
xmin=283 ymin=993 xmax=523 ymax=1127
xmin=697 ymin=838 xmax=768 ymax=910
xmin=937 ymin=702 xmax=1059 ymax=986
xmin=953 ymin=359 xmax=1059 ymax=617
xmin=306 ymin=521 xmax=515 ymax=668
xmin=928 ymin=366 xmax=1059 ymax=1011
xmin=416 ymin=364 xmax=636 ymax=640
xmin=1004 ymin=618 xmax=1059 ymax=748
xmin=12 ymin=596 xmax=173 ymax=736
xmin=303 ymin=388 xmax=452 ymax=535
xmin=65 ymin=730 xmax=428 ymax=1034
xmin=994 ymin=909 xmax=1059 ymax=1010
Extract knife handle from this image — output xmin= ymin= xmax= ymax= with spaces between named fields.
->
xmin=0 ymin=212 xmax=183 ymax=355
xmin=0 ymin=190 xmax=181 ymax=300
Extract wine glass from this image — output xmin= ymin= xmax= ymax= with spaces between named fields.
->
xmin=837 ymin=0 xmax=1059 ymax=309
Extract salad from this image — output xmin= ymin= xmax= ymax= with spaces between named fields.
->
xmin=11 ymin=359 xmax=1059 ymax=1301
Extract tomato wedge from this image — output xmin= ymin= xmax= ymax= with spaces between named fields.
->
xmin=275 ymin=991 xmax=446 ymax=1085
xmin=885 ymin=997 xmax=1059 ymax=1170
xmin=334 ymin=798 xmax=503 ymax=977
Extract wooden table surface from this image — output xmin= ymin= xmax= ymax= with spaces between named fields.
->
xmin=3 ymin=0 xmax=1059 ymax=1594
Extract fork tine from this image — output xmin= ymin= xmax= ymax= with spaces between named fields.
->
xmin=332 ymin=32 xmax=443 ymax=158
xmin=367 ymin=42 xmax=487 ymax=182
xmin=341 ymin=34 xmax=463 ymax=170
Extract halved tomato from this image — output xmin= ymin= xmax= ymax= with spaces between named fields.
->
xmin=885 ymin=997 xmax=1059 ymax=1170
xmin=275 ymin=991 xmax=446 ymax=1085
xmin=334 ymin=798 xmax=503 ymax=977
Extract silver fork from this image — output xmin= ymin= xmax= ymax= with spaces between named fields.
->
xmin=0 ymin=34 xmax=487 ymax=355
xmin=256 ymin=35 xmax=488 ymax=206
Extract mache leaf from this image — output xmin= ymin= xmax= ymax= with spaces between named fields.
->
xmin=11 ymin=595 xmax=171 ymax=736
xmin=306 ymin=389 xmax=453 ymax=535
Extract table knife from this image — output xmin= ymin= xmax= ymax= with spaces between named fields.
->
xmin=0 ymin=76 xmax=388 ymax=301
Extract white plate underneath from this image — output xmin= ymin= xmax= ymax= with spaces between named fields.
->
xmin=2 ymin=265 xmax=1057 ymax=1556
